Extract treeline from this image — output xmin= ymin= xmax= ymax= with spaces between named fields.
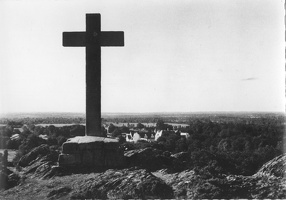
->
xmin=104 ymin=112 xmax=285 ymax=124
xmin=129 ymin=119 xmax=284 ymax=176
xmin=1 ymin=112 xmax=284 ymax=125
xmin=0 ymin=124 xmax=88 ymax=164
xmin=0 ymin=117 xmax=85 ymax=125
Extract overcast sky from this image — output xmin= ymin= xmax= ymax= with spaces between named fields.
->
xmin=0 ymin=0 xmax=284 ymax=114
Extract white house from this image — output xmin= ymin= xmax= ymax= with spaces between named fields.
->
xmin=180 ymin=132 xmax=190 ymax=139
xmin=125 ymin=132 xmax=148 ymax=143
xmin=154 ymin=130 xmax=163 ymax=141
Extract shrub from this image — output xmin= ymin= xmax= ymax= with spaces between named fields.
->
xmin=6 ymin=139 xmax=21 ymax=150
xmin=118 ymin=135 xmax=126 ymax=144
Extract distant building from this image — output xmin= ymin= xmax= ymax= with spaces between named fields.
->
xmin=125 ymin=133 xmax=133 ymax=142
xmin=124 ymin=132 xmax=148 ymax=143
xmin=133 ymin=132 xmax=141 ymax=142
xmin=154 ymin=130 xmax=163 ymax=141
xmin=39 ymin=134 xmax=48 ymax=140
xmin=180 ymin=132 xmax=190 ymax=139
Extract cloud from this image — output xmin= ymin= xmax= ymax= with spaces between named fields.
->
xmin=241 ymin=77 xmax=257 ymax=81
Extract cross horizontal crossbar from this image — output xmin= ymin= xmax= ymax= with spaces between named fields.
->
xmin=63 ymin=31 xmax=124 ymax=47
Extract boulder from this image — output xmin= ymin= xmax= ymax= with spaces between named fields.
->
xmin=17 ymin=148 xmax=60 ymax=180
xmin=70 ymin=168 xmax=174 ymax=199
xmin=124 ymin=147 xmax=172 ymax=171
xmin=7 ymin=173 xmax=20 ymax=189
xmin=153 ymin=169 xmax=257 ymax=199
xmin=47 ymin=186 xmax=72 ymax=199
xmin=18 ymin=144 xmax=50 ymax=167
xmin=255 ymin=153 xmax=286 ymax=177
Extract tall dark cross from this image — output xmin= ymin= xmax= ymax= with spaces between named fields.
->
xmin=63 ymin=14 xmax=124 ymax=136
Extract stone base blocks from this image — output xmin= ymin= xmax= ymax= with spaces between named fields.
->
xmin=58 ymin=136 xmax=124 ymax=168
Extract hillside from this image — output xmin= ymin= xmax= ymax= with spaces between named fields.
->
xmin=0 ymin=145 xmax=285 ymax=199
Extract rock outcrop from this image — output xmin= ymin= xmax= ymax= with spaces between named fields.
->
xmin=18 ymin=144 xmax=51 ymax=167
xmin=152 ymin=153 xmax=286 ymax=199
xmin=70 ymin=168 xmax=173 ymax=199
xmin=255 ymin=153 xmax=286 ymax=177
xmin=124 ymin=148 xmax=190 ymax=171
xmin=124 ymin=148 xmax=172 ymax=171
xmin=1 ymin=147 xmax=285 ymax=199
xmin=17 ymin=144 xmax=60 ymax=179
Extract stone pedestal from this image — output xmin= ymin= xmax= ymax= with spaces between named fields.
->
xmin=58 ymin=136 xmax=124 ymax=168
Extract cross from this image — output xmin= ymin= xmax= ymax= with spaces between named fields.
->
xmin=63 ymin=14 xmax=124 ymax=136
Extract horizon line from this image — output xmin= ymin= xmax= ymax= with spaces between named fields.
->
xmin=1 ymin=110 xmax=284 ymax=115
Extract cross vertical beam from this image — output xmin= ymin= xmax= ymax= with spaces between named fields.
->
xmin=62 ymin=14 xmax=124 ymax=136
xmin=86 ymin=14 xmax=101 ymax=136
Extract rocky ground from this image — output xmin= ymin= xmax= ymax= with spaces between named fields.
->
xmin=0 ymin=144 xmax=285 ymax=199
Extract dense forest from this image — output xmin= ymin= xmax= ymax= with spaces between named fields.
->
xmin=0 ymin=112 xmax=284 ymax=176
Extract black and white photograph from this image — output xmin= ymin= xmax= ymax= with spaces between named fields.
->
xmin=0 ymin=0 xmax=285 ymax=199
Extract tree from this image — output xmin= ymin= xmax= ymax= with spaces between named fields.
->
xmin=6 ymin=139 xmax=21 ymax=150
xmin=111 ymin=128 xmax=121 ymax=137
xmin=175 ymin=137 xmax=188 ymax=152
xmin=108 ymin=124 xmax=116 ymax=133
xmin=118 ymin=135 xmax=126 ymax=144
xmin=33 ymin=126 xmax=44 ymax=136
xmin=120 ymin=126 xmax=130 ymax=133
xmin=70 ymin=125 xmax=85 ymax=137
xmin=1 ymin=126 xmax=13 ymax=137
xmin=137 ymin=123 xmax=145 ymax=129
xmin=217 ymin=138 xmax=231 ymax=152
xmin=156 ymin=120 xmax=167 ymax=130
xmin=57 ymin=136 xmax=67 ymax=146
xmin=101 ymin=126 xmax=107 ymax=137
xmin=15 ymin=134 xmax=46 ymax=160
xmin=27 ymin=124 xmax=35 ymax=132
